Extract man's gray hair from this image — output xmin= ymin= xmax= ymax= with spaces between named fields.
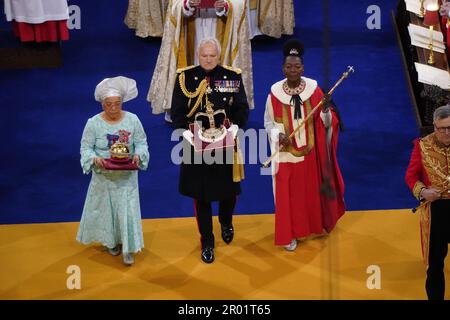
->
xmin=433 ymin=104 xmax=450 ymax=121
xmin=197 ymin=37 xmax=222 ymax=57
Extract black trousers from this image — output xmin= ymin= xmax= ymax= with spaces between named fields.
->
xmin=194 ymin=197 xmax=236 ymax=249
xmin=426 ymin=199 xmax=450 ymax=300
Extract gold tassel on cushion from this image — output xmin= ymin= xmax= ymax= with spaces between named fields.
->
xmin=233 ymin=138 xmax=245 ymax=182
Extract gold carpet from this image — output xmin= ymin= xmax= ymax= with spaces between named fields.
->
xmin=0 ymin=210 xmax=448 ymax=300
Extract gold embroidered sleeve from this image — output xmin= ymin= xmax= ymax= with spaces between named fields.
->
xmin=413 ymin=181 xmax=426 ymax=200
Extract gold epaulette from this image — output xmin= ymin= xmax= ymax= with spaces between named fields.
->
xmin=222 ymin=65 xmax=242 ymax=74
xmin=177 ymin=65 xmax=196 ymax=74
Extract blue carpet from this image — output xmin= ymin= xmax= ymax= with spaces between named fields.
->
xmin=0 ymin=0 xmax=419 ymax=224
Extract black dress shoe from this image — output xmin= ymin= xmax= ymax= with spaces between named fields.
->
xmin=221 ymin=224 xmax=234 ymax=244
xmin=201 ymin=247 xmax=214 ymax=263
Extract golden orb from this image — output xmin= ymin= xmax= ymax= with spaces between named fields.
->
xmin=110 ymin=142 xmax=130 ymax=159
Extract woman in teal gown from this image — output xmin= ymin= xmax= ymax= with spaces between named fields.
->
xmin=76 ymin=76 xmax=149 ymax=266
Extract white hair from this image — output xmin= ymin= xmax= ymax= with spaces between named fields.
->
xmin=197 ymin=37 xmax=222 ymax=57
xmin=433 ymin=104 xmax=450 ymax=121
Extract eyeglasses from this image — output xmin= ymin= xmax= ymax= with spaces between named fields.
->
xmin=434 ymin=125 xmax=450 ymax=133
xmin=104 ymin=101 xmax=121 ymax=108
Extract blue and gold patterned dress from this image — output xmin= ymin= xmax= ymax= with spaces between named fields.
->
xmin=76 ymin=111 xmax=149 ymax=253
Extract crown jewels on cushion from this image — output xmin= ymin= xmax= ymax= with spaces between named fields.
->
xmin=110 ymin=142 xmax=130 ymax=160
xmin=194 ymin=104 xmax=228 ymax=143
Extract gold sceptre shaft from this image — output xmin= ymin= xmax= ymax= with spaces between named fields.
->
xmin=262 ymin=66 xmax=355 ymax=168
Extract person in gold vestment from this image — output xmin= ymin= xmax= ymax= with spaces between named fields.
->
xmin=405 ymin=104 xmax=450 ymax=300
xmin=147 ymin=0 xmax=254 ymax=123
xmin=247 ymin=0 xmax=295 ymax=39
xmin=124 ymin=0 xmax=170 ymax=38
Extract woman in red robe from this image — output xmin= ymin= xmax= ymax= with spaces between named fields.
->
xmin=264 ymin=39 xmax=345 ymax=251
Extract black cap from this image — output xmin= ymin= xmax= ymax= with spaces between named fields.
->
xmin=283 ymin=39 xmax=304 ymax=58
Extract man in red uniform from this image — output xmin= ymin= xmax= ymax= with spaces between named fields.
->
xmin=405 ymin=104 xmax=450 ymax=300
xmin=264 ymin=39 xmax=345 ymax=251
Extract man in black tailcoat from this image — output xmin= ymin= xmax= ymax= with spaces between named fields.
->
xmin=171 ymin=37 xmax=249 ymax=263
